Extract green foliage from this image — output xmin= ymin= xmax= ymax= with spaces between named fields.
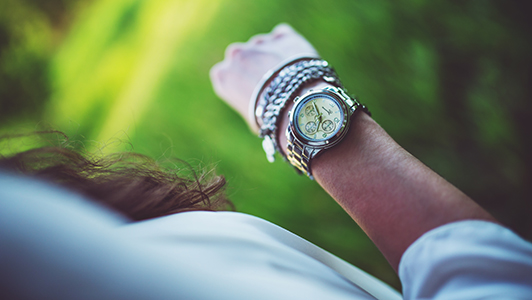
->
xmin=2 ymin=0 xmax=532 ymax=290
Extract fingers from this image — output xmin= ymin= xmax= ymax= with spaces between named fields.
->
xmin=222 ymin=23 xmax=292 ymax=61
xmin=209 ymin=23 xmax=318 ymax=129
xmin=246 ymin=23 xmax=297 ymax=47
xmin=249 ymin=33 xmax=267 ymax=45
xmin=271 ymin=23 xmax=297 ymax=38
xmin=221 ymin=23 xmax=314 ymax=65
xmin=224 ymin=42 xmax=247 ymax=60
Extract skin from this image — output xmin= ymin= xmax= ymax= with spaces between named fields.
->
xmin=210 ymin=24 xmax=497 ymax=272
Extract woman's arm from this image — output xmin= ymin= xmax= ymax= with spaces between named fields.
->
xmin=210 ymin=24 xmax=497 ymax=271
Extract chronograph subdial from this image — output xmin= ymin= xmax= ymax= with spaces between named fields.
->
xmin=321 ymin=119 xmax=335 ymax=132
xmin=304 ymin=121 xmax=318 ymax=134
xmin=305 ymin=105 xmax=316 ymax=117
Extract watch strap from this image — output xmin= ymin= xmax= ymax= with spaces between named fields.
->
xmin=286 ymin=125 xmax=319 ymax=179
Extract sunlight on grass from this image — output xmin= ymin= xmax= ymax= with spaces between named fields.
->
xmin=46 ymin=0 xmax=222 ymax=152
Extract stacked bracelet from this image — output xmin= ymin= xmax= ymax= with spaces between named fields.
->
xmin=251 ymin=57 xmax=343 ymax=163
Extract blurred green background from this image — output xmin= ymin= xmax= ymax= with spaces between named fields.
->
xmin=1 ymin=0 xmax=531 ymax=290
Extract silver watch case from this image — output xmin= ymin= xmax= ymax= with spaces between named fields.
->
xmin=288 ymin=86 xmax=355 ymax=151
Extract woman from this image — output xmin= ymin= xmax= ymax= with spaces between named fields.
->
xmin=1 ymin=24 xmax=531 ymax=299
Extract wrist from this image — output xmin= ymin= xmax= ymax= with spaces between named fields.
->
xmin=253 ymin=59 xmax=342 ymax=163
xmin=281 ymin=82 xmax=371 ymax=178
xmin=311 ymin=111 xmax=380 ymax=183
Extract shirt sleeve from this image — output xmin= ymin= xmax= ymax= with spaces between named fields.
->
xmin=399 ymin=220 xmax=532 ymax=300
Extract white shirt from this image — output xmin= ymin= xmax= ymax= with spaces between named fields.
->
xmin=399 ymin=221 xmax=532 ymax=299
xmin=1 ymin=173 xmax=531 ymax=299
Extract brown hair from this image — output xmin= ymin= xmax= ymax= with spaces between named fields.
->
xmin=0 ymin=131 xmax=233 ymax=221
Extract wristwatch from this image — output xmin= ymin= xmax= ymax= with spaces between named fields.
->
xmin=251 ymin=57 xmax=342 ymax=163
xmin=286 ymin=85 xmax=369 ymax=179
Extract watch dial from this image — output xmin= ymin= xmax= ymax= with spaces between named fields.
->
xmin=296 ymin=95 xmax=343 ymax=141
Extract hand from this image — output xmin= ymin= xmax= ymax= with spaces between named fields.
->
xmin=210 ymin=23 xmax=319 ymax=129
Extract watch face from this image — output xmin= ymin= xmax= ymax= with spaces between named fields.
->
xmin=294 ymin=93 xmax=344 ymax=142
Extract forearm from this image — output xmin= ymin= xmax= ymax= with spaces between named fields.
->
xmin=211 ymin=24 xmax=498 ymax=272
xmin=279 ymin=82 xmax=497 ymax=271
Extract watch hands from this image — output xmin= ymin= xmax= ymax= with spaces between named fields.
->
xmin=312 ymin=101 xmax=321 ymax=116
xmin=313 ymin=101 xmax=323 ymax=129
